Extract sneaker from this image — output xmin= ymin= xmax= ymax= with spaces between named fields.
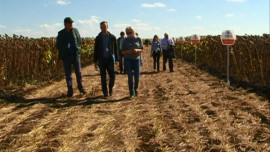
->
xmin=129 ymin=95 xmax=135 ymax=100
xmin=103 ymin=95 xmax=108 ymax=99
xmin=109 ymin=89 xmax=113 ymax=96
xmin=170 ymin=70 xmax=174 ymax=72
xmin=67 ymin=92 xmax=73 ymax=97
xmin=79 ymin=89 xmax=86 ymax=94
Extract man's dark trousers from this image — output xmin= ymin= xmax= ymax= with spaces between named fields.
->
xmin=63 ymin=54 xmax=84 ymax=94
xmin=98 ymin=58 xmax=115 ymax=96
xmin=119 ymin=53 xmax=125 ymax=73
xmin=163 ymin=50 xmax=173 ymax=71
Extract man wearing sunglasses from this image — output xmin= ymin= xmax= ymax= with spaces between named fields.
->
xmin=94 ymin=21 xmax=118 ymax=99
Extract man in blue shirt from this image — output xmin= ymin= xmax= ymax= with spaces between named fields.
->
xmin=161 ymin=33 xmax=175 ymax=72
xmin=94 ymin=21 xmax=118 ymax=99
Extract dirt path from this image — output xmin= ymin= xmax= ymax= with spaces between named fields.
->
xmin=0 ymin=46 xmax=269 ymax=152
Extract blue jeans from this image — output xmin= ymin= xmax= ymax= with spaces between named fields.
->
xmin=98 ymin=58 xmax=115 ymax=96
xmin=63 ymin=55 xmax=84 ymax=93
xmin=125 ymin=57 xmax=140 ymax=96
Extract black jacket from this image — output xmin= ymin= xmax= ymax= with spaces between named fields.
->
xmin=56 ymin=28 xmax=82 ymax=60
xmin=94 ymin=32 xmax=118 ymax=63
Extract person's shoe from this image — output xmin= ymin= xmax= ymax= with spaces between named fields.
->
xmin=170 ymin=70 xmax=174 ymax=72
xmin=79 ymin=89 xmax=86 ymax=94
xmin=109 ymin=89 xmax=113 ymax=96
xmin=67 ymin=92 xmax=73 ymax=97
xmin=129 ymin=95 xmax=135 ymax=100
xmin=103 ymin=95 xmax=108 ymax=99
xmin=135 ymin=91 xmax=138 ymax=96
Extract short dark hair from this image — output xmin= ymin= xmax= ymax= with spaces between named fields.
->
xmin=100 ymin=21 xmax=108 ymax=26
xmin=120 ymin=31 xmax=125 ymax=35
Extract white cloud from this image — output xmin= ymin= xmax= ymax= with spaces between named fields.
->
xmin=226 ymin=14 xmax=235 ymax=18
xmin=77 ymin=16 xmax=99 ymax=26
xmin=56 ymin=0 xmax=70 ymax=5
xmin=168 ymin=9 xmax=176 ymax=12
xmin=132 ymin=19 xmax=142 ymax=23
xmin=227 ymin=0 xmax=245 ymax=2
xmin=141 ymin=3 xmax=166 ymax=8
xmin=40 ymin=23 xmax=62 ymax=29
xmin=196 ymin=16 xmax=202 ymax=20
xmin=0 ymin=25 xmax=7 ymax=28
xmin=39 ymin=23 xmax=62 ymax=36
xmin=153 ymin=26 xmax=161 ymax=31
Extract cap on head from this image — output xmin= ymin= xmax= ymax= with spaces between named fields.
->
xmin=64 ymin=17 xmax=73 ymax=24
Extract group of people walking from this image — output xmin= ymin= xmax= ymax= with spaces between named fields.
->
xmin=56 ymin=17 xmax=175 ymax=99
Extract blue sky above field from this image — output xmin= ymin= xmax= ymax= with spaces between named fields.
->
xmin=0 ymin=0 xmax=269 ymax=38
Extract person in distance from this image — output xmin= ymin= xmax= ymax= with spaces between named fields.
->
xmin=151 ymin=35 xmax=162 ymax=72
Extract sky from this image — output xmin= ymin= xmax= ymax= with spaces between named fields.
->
xmin=0 ymin=0 xmax=269 ymax=38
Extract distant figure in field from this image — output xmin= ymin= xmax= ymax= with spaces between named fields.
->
xmin=122 ymin=27 xmax=144 ymax=99
xmin=117 ymin=31 xmax=126 ymax=74
xmin=56 ymin=17 xmax=86 ymax=97
xmin=94 ymin=21 xmax=118 ymax=99
xmin=145 ymin=39 xmax=150 ymax=47
xmin=161 ymin=33 xmax=175 ymax=72
xmin=135 ymin=32 xmax=143 ymax=66
xmin=151 ymin=35 xmax=162 ymax=72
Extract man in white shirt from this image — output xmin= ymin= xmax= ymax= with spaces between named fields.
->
xmin=161 ymin=33 xmax=174 ymax=72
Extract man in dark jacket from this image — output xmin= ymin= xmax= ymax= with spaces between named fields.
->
xmin=56 ymin=17 xmax=86 ymax=97
xmin=94 ymin=21 xmax=118 ymax=99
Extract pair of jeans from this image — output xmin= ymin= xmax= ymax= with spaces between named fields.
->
xmin=163 ymin=50 xmax=173 ymax=71
xmin=63 ymin=55 xmax=84 ymax=93
xmin=98 ymin=58 xmax=115 ymax=96
xmin=118 ymin=53 xmax=125 ymax=73
xmin=125 ymin=57 xmax=140 ymax=96
xmin=153 ymin=51 xmax=161 ymax=71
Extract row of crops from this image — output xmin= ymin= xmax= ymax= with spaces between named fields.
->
xmin=0 ymin=34 xmax=269 ymax=89
xmin=174 ymin=35 xmax=270 ymax=88
xmin=0 ymin=34 xmax=95 ymax=88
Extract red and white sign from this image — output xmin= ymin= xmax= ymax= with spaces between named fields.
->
xmin=221 ymin=30 xmax=236 ymax=45
xmin=191 ymin=34 xmax=200 ymax=44
xmin=179 ymin=37 xmax=185 ymax=44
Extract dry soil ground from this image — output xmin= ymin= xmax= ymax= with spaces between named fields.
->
xmin=0 ymin=46 xmax=269 ymax=152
